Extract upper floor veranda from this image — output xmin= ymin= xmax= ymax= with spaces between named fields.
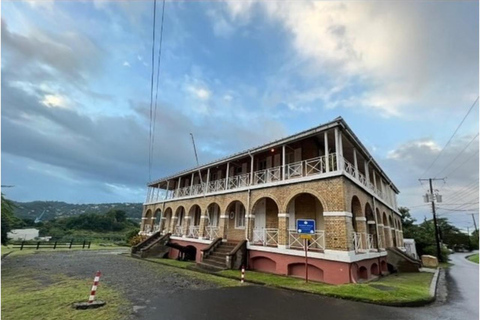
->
xmin=145 ymin=117 xmax=400 ymax=212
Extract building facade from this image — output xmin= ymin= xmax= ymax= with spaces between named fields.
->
xmin=140 ymin=117 xmax=404 ymax=284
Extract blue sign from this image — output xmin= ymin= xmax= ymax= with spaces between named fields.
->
xmin=296 ymin=219 xmax=315 ymax=234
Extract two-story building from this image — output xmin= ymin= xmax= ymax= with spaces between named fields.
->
xmin=138 ymin=117 xmax=404 ymax=284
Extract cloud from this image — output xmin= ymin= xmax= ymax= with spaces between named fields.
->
xmin=123 ymin=61 xmax=131 ymax=67
xmin=41 ymin=94 xmax=70 ymax=109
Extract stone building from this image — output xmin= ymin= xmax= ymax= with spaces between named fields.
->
xmin=139 ymin=117 xmax=404 ymax=284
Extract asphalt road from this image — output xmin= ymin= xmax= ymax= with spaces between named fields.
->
xmin=142 ymin=252 xmax=479 ymax=320
xmin=3 ymin=250 xmax=478 ymax=320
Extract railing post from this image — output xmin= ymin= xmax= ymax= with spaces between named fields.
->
xmin=69 ymin=239 xmax=73 ymax=249
xmin=54 ymin=241 xmax=57 ymax=249
xmin=36 ymin=241 xmax=40 ymax=250
xmin=20 ymin=241 xmax=25 ymax=250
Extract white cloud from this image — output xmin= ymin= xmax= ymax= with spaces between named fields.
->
xmin=41 ymin=94 xmax=69 ymax=109
xmin=188 ymin=86 xmax=211 ymax=101
xmin=223 ymin=94 xmax=233 ymax=101
xmin=123 ymin=61 xmax=130 ymax=67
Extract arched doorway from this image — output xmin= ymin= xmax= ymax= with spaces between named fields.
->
xmin=144 ymin=209 xmax=153 ymax=233
xmin=286 ymin=193 xmax=325 ymax=251
xmin=226 ymin=200 xmax=246 ymax=241
xmin=252 ymin=197 xmax=279 ymax=246
xmin=188 ymin=205 xmax=202 ymax=238
xmin=206 ymin=203 xmax=221 ymax=239
xmin=365 ymin=203 xmax=376 ymax=249
xmin=153 ymin=209 xmax=162 ymax=233
xmin=174 ymin=207 xmax=185 ymax=236
xmin=351 ymin=196 xmax=363 ymax=251
xmin=383 ymin=212 xmax=389 ymax=247
xmin=163 ymin=208 xmax=173 ymax=234
xmin=389 ymin=216 xmax=397 ymax=247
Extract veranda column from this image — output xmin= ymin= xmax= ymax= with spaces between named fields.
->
xmin=353 ymin=148 xmax=358 ymax=179
xmin=324 ymin=131 xmax=330 ymax=172
xmin=170 ymin=215 xmax=178 ymax=234
xmin=159 ymin=216 xmax=167 ymax=234
xmin=282 ymin=145 xmax=286 ymax=180
xmin=324 ymin=212 xmax=352 ymax=251
xmin=218 ymin=213 xmax=228 ymax=239
xmin=377 ymin=223 xmax=385 ymax=249
xmin=277 ymin=213 xmax=289 ymax=249
xmin=245 ymin=213 xmax=255 ymax=241
xmin=198 ymin=213 xmax=208 ymax=239
xmin=182 ymin=214 xmax=191 ymax=238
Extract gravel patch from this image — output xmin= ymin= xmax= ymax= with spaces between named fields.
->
xmin=2 ymin=249 xmax=225 ymax=319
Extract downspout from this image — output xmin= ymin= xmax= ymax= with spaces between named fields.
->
xmin=373 ymin=196 xmax=383 ymax=278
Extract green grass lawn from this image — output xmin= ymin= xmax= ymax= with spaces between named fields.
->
xmin=467 ymin=253 xmax=479 ymax=264
xmin=1 ymin=269 xmax=129 ymax=320
xmin=2 ymin=243 xmax=128 ymax=257
xmin=144 ymin=258 xmax=434 ymax=305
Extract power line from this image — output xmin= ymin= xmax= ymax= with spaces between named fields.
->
xmin=421 ymin=96 xmax=479 ymax=177
xmin=148 ymin=0 xmax=158 ymax=182
xmin=435 ymin=133 xmax=479 ymax=178
xmin=444 ymin=149 xmax=479 ymax=178
xmin=151 ymin=0 xmax=167 ymax=179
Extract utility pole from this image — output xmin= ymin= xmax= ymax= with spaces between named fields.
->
xmin=419 ymin=178 xmax=444 ymax=262
xmin=470 ymin=213 xmax=478 ymax=234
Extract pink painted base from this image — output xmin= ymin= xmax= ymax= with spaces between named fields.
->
xmin=168 ymin=239 xmax=210 ymax=262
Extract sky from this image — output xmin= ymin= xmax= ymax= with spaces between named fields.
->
xmin=1 ymin=1 xmax=479 ymax=231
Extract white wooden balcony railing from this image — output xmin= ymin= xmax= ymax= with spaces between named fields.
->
xmin=252 ymin=228 xmax=279 ymax=246
xmin=352 ymin=232 xmax=374 ymax=252
xmin=174 ymin=226 xmax=183 ymax=237
xmin=147 ymin=152 xmax=394 ymax=209
xmin=288 ymin=229 xmax=325 ymax=251
xmin=205 ymin=226 xmax=219 ymax=240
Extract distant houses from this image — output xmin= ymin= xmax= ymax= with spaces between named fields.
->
xmin=7 ymin=228 xmax=51 ymax=242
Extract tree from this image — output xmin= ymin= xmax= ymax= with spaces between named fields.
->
xmin=1 ymin=194 xmax=17 ymax=245
xmin=399 ymin=207 xmax=417 ymax=239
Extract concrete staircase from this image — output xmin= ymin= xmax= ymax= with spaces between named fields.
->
xmin=198 ymin=241 xmax=238 ymax=271
xmin=131 ymin=232 xmax=171 ymax=259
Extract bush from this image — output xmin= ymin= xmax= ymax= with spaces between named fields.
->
xmin=129 ymin=235 xmax=147 ymax=247
xmin=126 ymin=229 xmax=140 ymax=243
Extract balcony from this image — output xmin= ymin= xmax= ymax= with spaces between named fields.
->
xmin=146 ymin=152 xmax=394 ymax=209
xmin=352 ymin=232 xmax=375 ymax=253
xmin=288 ymin=229 xmax=325 ymax=251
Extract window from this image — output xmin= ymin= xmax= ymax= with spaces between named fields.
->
xmin=235 ymin=203 xmax=246 ymax=229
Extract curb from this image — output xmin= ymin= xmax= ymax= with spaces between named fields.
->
xmin=465 ymin=254 xmax=479 ymax=265
xmin=429 ymin=267 xmax=440 ymax=298
xmin=134 ymin=256 xmax=436 ymax=307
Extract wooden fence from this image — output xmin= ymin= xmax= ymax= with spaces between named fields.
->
xmin=12 ymin=240 xmax=91 ymax=250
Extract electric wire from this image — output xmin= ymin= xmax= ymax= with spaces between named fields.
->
xmin=434 ymin=133 xmax=479 ymax=178
xmin=421 ymin=96 xmax=479 ymax=177
xmin=444 ymin=149 xmax=479 ymax=178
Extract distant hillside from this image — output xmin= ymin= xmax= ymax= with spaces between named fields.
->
xmin=12 ymin=201 xmax=143 ymax=222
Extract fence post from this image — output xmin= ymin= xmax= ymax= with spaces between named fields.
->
xmin=20 ymin=241 xmax=25 ymax=250
xmin=88 ymin=242 xmax=91 ymax=249
xmin=69 ymin=239 xmax=73 ymax=249
xmin=83 ymin=240 xmax=86 ymax=249
xmin=36 ymin=241 xmax=41 ymax=250
xmin=54 ymin=241 xmax=57 ymax=249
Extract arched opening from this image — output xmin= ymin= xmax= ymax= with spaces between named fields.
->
xmin=389 ymin=216 xmax=397 ymax=247
xmin=358 ymin=266 xmax=368 ymax=280
xmin=288 ymin=263 xmax=324 ymax=282
xmin=144 ymin=210 xmax=153 ymax=232
xmin=163 ymin=208 xmax=173 ymax=234
xmin=381 ymin=260 xmax=387 ymax=272
xmin=383 ymin=212 xmax=389 ymax=248
xmin=153 ymin=209 xmax=162 ymax=232
xmin=174 ymin=207 xmax=185 ymax=236
xmin=252 ymin=197 xmax=279 ymax=246
xmin=365 ymin=203 xmax=376 ymax=249
xmin=188 ymin=205 xmax=202 ymax=238
xmin=351 ymin=196 xmax=362 ymax=232
xmin=286 ymin=193 xmax=324 ymax=251
xmin=205 ymin=203 xmax=221 ymax=239
xmin=371 ymin=263 xmax=379 ymax=276
xmin=226 ymin=200 xmax=246 ymax=241
xmin=251 ymin=256 xmax=277 ymax=273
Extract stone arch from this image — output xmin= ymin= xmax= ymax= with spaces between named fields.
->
xmin=144 ymin=209 xmax=153 ymax=232
xmin=351 ymin=196 xmax=362 ymax=232
xmin=175 ymin=206 xmax=186 ymax=230
xmin=163 ymin=207 xmax=173 ymax=233
xmin=285 ymin=192 xmax=325 ymax=231
xmin=365 ymin=203 xmax=377 ymax=248
xmin=288 ymin=263 xmax=324 ymax=282
xmin=206 ymin=202 xmax=221 ymax=227
xmin=188 ymin=204 xmax=202 ymax=226
xmin=251 ymin=193 xmax=281 ymax=213
xmin=358 ymin=266 xmax=368 ymax=280
xmin=225 ymin=200 xmax=247 ymax=241
xmin=251 ymin=256 xmax=276 ymax=273
xmin=222 ymin=199 xmax=247 ymax=215
xmin=252 ymin=197 xmax=279 ymax=230
xmin=371 ymin=263 xmax=379 ymax=276
xmin=281 ymin=188 xmax=328 ymax=213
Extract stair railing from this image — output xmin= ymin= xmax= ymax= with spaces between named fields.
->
xmin=226 ymin=240 xmax=248 ymax=269
xmin=200 ymin=237 xmax=223 ymax=260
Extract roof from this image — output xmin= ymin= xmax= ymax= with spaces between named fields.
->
xmin=148 ymin=116 xmax=400 ymax=193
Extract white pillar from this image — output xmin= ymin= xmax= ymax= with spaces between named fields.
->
xmin=324 ymin=131 xmax=330 ymax=172
xmin=364 ymin=162 xmax=370 ymax=184
xmin=206 ymin=168 xmax=210 ymax=192
xmin=165 ymin=181 xmax=170 ymax=200
xmin=334 ymin=128 xmax=340 ymax=171
xmin=250 ymin=155 xmax=254 ymax=185
xmin=226 ymin=162 xmax=230 ymax=189
xmin=353 ymin=148 xmax=358 ymax=179
xmin=282 ymin=145 xmax=286 ymax=180
xmin=177 ymin=177 xmax=181 ymax=198
xmin=190 ymin=173 xmax=194 ymax=194
xmin=373 ymin=171 xmax=377 ymax=190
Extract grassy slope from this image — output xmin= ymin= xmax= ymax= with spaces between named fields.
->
xmin=1 ymin=269 xmax=129 ymax=320
xmin=467 ymin=253 xmax=479 ymax=263
xmin=147 ymin=258 xmax=433 ymax=305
